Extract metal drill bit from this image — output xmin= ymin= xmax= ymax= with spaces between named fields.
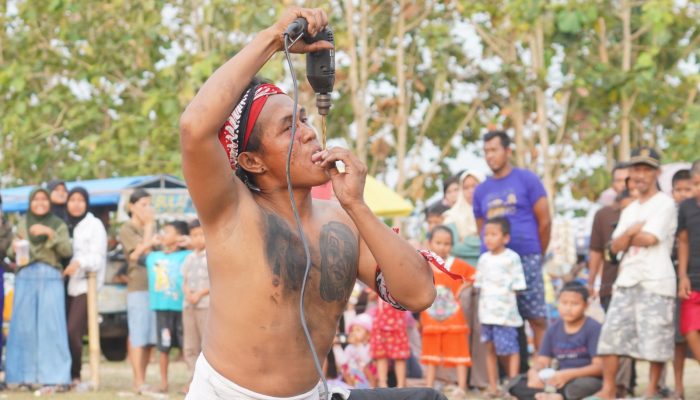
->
xmin=321 ymin=115 xmax=327 ymax=150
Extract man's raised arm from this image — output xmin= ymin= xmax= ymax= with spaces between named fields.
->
xmin=179 ymin=8 xmax=331 ymax=224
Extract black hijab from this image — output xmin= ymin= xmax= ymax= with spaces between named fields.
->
xmin=66 ymin=186 xmax=90 ymax=237
xmin=47 ymin=179 xmax=69 ymax=223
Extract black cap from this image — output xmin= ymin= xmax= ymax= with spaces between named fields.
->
xmin=629 ymin=147 xmax=661 ymax=169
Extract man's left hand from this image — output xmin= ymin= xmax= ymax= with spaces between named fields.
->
xmin=313 ymin=147 xmax=367 ymax=210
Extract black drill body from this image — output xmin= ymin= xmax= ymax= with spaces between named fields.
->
xmin=285 ymin=17 xmax=335 ymax=115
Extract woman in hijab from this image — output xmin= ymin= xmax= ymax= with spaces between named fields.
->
xmin=47 ymin=180 xmax=70 ymax=224
xmin=6 ymin=188 xmax=72 ymax=390
xmin=442 ymin=170 xmax=485 ymax=265
xmin=441 ymin=169 xmax=489 ymax=390
xmin=64 ymin=187 xmax=107 ymax=386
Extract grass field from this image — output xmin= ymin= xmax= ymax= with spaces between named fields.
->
xmin=2 ymin=357 xmax=190 ymax=400
xmin=1 ymin=357 xmax=698 ymax=399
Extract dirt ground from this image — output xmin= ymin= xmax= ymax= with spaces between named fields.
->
xmin=1 ymin=357 xmax=698 ymax=399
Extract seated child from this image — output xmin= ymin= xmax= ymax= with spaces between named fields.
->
xmin=338 ymin=313 xmax=376 ymax=388
xmin=508 ymin=281 xmax=603 ymax=400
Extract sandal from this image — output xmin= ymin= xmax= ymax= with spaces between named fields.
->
xmin=484 ymin=389 xmax=507 ymax=399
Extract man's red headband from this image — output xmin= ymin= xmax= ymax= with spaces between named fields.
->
xmin=218 ymin=83 xmax=286 ymax=170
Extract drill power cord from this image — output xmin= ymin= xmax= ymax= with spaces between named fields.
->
xmin=283 ymin=32 xmax=330 ymax=399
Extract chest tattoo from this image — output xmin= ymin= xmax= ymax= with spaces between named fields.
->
xmin=264 ymin=212 xmax=307 ymax=293
xmin=319 ymin=222 xmax=358 ymax=303
xmin=263 ymin=213 xmax=358 ymax=302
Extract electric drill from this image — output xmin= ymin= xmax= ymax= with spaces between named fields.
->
xmin=285 ymin=18 xmax=335 ymax=116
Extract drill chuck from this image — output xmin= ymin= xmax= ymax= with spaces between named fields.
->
xmin=316 ymin=93 xmax=332 ymax=116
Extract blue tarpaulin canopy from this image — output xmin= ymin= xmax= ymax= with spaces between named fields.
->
xmin=0 ymin=175 xmax=186 ymax=214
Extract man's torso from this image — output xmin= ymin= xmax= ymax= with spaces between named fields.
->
xmin=202 ymin=194 xmax=360 ymax=396
xmin=679 ymin=198 xmax=700 ymax=291
xmin=542 ymin=318 xmax=600 ymax=370
xmin=474 ymin=168 xmax=545 ymax=255
xmin=614 ymin=192 xmax=676 ymax=296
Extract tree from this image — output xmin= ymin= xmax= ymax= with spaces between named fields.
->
xmin=2 ymin=0 xmax=697 ymax=209
xmin=456 ymin=0 xmax=700 ymax=206
xmin=0 ymin=0 xmax=282 ymax=186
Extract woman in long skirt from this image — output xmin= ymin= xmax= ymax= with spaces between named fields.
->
xmin=6 ymin=187 xmax=72 ymax=389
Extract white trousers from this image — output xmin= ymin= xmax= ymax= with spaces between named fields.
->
xmin=186 ymin=353 xmax=324 ymax=400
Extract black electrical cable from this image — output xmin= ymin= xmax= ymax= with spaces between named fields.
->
xmin=283 ymin=33 xmax=329 ymax=399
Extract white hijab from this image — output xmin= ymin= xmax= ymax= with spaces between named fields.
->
xmin=442 ymin=170 xmax=485 ymax=240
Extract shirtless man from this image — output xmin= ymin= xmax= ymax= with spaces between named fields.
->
xmin=179 ymin=7 xmax=441 ymax=399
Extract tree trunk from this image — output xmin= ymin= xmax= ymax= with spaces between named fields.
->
xmin=343 ymin=0 xmax=370 ymax=164
xmin=506 ymin=41 xmax=526 ymax=167
xmin=511 ymin=97 xmax=526 ymax=167
xmin=531 ymin=18 xmax=555 ymax=214
xmin=619 ymin=0 xmax=632 ymax=160
xmin=395 ymin=0 xmax=408 ymax=193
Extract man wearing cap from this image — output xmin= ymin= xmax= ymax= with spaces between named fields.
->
xmin=179 ymin=6 xmax=442 ymax=400
xmin=591 ymin=147 xmax=677 ymax=400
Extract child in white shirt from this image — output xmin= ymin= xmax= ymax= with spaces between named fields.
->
xmin=474 ymin=217 xmax=527 ymax=396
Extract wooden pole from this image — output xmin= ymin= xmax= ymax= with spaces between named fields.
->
xmin=87 ymin=271 xmax=100 ymax=389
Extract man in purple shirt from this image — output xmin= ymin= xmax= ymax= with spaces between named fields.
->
xmin=473 ymin=131 xmax=552 ymax=361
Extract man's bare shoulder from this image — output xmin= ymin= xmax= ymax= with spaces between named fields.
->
xmin=201 ymin=188 xmax=261 ymax=237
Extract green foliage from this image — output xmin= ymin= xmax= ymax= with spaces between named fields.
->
xmin=1 ymin=0 xmax=698 ymax=207
xmin=0 ymin=0 xmax=281 ymax=185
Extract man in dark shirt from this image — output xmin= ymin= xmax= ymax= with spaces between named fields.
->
xmin=670 ymin=168 xmax=693 ymax=399
xmin=677 ymin=160 xmax=700 ymax=365
xmin=587 ymin=204 xmax=621 ymax=312
xmin=587 ymin=163 xmax=628 ymax=311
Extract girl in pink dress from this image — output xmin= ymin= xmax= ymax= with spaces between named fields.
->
xmin=369 ymin=297 xmax=411 ymax=387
